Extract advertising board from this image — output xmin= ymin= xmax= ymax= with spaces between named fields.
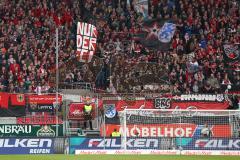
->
xmin=17 ymin=115 xmax=63 ymax=125
xmin=69 ymin=137 xmax=167 ymax=154
xmin=0 ymin=124 xmax=63 ymax=137
xmin=0 ymin=138 xmax=53 ymax=154
xmin=28 ymin=94 xmax=62 ymax=104
xmin=102 ymin=124 xmax=231 ymax=138
xmin=0 ymin=138 xmax=65 ymax=154
xmin=75 ymin=150 xmax=240 ymax=155
xmin=179 ymin=138 xmax=240 ymax=150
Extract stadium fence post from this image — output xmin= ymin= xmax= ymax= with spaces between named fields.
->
xmin=103 ymin=105 xmax=106 ymax=150
xmin=55 ymin=27 xmax=59 ymax=137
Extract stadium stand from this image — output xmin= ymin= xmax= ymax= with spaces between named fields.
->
xmin=0 ymin=0 xmax=239 ymax=95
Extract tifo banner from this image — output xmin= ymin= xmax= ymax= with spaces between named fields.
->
xmin=104 ymin=94 xmax=229 ymax=111
xmin=0 ymin=124 xmax=63 ymax=137
xmin=17 ymin=115 xmax=63 ymax=125
xmin=223 ymin=44 xmax=240 ymax=63
xmin=68 ymin=103 xmax=96 ymax=120
xmin=133 ymin=19 xmax=176 ymax=51
xmin=76 ymin=22 xmax=98 ymax=62
xmin=28 ymin=94 xmax=62 ymax=105
xmin=179 ymin=138 xmax=240 ymax=150
xmin=102 ymin=124 xmax=231 ymax=138
xmin=69 ymin=137 xmax=165 ymax=154
xmin=0 ymin=138 xmax=65 ymax=154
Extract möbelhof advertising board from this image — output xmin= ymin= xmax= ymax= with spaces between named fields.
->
xmin=177 ymin=138 xmax=240 ymax=150
xmin=0 ymin=124 xmax=63 ymax=137
xmin=0 ymin=138 xmax=65 ymax=154
xmin=69 ymin=137 xmax=172 ymax=154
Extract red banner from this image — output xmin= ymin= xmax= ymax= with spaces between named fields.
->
xmin=171 ymin=101 xmax=229 ymax=110
xmin=102 ymin=124 xmax=231 ymax=138
xmin=10 ymin=94 xmax=26 ymax=106
xmin=68 ymin=103 xmax=85 ymax=120
xmin=17 ymin=115 xmax=63 ymax=124
xmin=155 ymin=97 xmax=230 ymax=110
xmin=0 ymin=92 xmax=9 ymax=109
xmin=68 ymin=103 xmax=96 ymax=120
xmin=105 ymin=97 xmax=230 ymax=111
xmin=28 ymin=94 xmax=62 ymax=104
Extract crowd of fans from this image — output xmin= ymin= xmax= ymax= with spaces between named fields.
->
xmin=0 ymin=0 xmax=239 ymax=95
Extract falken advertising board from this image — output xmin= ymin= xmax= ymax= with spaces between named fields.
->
xmin=0 ymin=138 xmax=54 ymax=154
xmin=177 ymin=138 xmax=240 ymax=150
xmin=69 ymin=137 xmax=166 ymax=154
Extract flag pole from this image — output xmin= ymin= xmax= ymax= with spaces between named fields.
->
xmin=56 ymin=27 xmax=59 ymax=137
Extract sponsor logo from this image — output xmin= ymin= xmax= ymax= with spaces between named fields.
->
xmin=29 ymin=149 xmax=51 ymax=154
xmin=88 ymin=138 xmax=159 ymax=148
xmin=118 ymin=125 xmax=195 ymax=137
xmin=72 ymin=109 xmax=82 ymax=116
xmin=0 ymin=138 xmax=54 ymax=154
xmin=104 ymin=104 xmax=117 ymax=118
xmin=0 ymin=139 xmax=52 ymax=148
xmin=195 ymin=139 xmax=240 ymax=149
xmin=38 ymin=105 xmax=53 ymax=110
xmin=30 ymin=103 xmax=38 ymax=110
xmin=37 ymin=125 xmax=55 ymax=137
xmin=104 ymin=124 xmax=231 ymax=138
xmin=0 ymin=125 xmax=31 ymax=134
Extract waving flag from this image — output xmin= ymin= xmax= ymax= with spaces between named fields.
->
xmin=76 ymin=22 xmax=98 ymax=62
xmin=158 ymin=23 xmax=176 ymax=43
xmin=133 ymin=19 xmax=176 ymax=51
xmin=134 ymin=0 xmax=148 ymax=19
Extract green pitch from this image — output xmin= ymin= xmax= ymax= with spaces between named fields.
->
xmin=0 ymin=155 xmax=239 ymax=160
